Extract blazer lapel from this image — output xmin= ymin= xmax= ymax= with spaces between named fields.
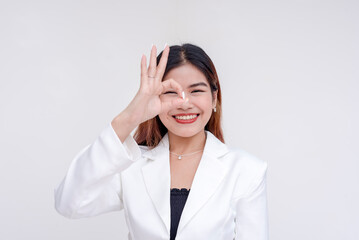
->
xmin=141 ymin=131 xmax=230 ymax=236
xmin=141 ymin=134 xmax=172 ymax=234
xmin=176 ymin=131 xmax=229 ymax=234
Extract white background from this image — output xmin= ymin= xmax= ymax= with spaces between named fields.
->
xmin=0 ymin=0 xmax=358 ymax=239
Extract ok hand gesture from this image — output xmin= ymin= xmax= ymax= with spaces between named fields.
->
xmin=124 ymin=44 xmax=186 ymax=124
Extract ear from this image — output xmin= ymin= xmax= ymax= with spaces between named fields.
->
xmin=212 ymin=90 xmax=218 ymax=108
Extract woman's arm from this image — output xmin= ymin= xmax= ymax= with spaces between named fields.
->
xmin=54 ymin=115 xmax=142 ymax=219
xmin=234 ymin=161 xmax=268 ymax=240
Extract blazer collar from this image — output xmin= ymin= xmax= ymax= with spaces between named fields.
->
xmin=142 ymin=130 xmax=229 ymax=160
xmin=141 ymin=130 xmax=230 ymax=235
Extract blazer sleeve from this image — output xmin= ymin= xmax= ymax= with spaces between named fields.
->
xmin=54 ymin=123 xmax=142 ymax=219
xmin=234 ymin=161 xmax=268 ymax=240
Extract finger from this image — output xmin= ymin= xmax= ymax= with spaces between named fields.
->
xmin=148 ymin=45 xmax=157 ymax=78
xmin=161 ymin=78 xmax=183 ymax=96
xmin=155 ymin=44 xmax=169 ymax=81
xmin=140 ymin=54 xmax=148 ymax=84
xmin=161 ymin=98 xmax=186 ymax=114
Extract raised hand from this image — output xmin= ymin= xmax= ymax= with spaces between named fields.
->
xmin=125 ymin=44 xmax=186 ymax=124
xmin=112 ymin=44 xmax=186 ymax=142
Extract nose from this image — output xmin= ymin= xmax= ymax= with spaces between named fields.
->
xmin=178 ymin=93 xmax=193 ymax=110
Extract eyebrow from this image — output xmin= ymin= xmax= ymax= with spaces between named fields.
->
xmin=188 ymin=82 xmax=209 ymax=88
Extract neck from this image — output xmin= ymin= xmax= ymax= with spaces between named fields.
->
xmin=168 ymin=130 xmax=206 ymax=154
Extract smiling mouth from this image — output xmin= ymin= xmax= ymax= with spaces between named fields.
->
xmin=172 ymin=114 xmax=200 ymax=120
xmin=171 ymin=114 xmax=200 ymax=124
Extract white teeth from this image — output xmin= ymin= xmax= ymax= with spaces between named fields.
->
xmin=174 ymin=114 xmax=198 ymax=120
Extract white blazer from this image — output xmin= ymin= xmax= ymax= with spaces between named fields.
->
xmin=55 ymin=123 xmax=268 ymax=240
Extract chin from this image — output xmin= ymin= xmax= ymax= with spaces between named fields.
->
xmin=167 ymin=128 xmax=204 ymax=138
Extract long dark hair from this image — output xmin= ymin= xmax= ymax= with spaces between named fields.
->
xmin=134 ymin=43 xmax=224 ymax=148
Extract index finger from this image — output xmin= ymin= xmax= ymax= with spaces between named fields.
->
xmin=161 ymin=78 xmax=183 ymax=97
xmin=155 ymin=44 xmax=170 ymax=81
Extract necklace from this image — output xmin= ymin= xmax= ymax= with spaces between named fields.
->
xmin=170 ymin=149 xmax=204 ymax=160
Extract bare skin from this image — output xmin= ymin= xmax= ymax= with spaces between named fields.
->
xmin=170 ymin=150 xmax=204 ymax=189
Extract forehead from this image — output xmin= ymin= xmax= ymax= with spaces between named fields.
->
xmin=164 ymin=63 xmax=208 ymax=87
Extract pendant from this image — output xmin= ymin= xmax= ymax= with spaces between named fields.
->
xmin=178 ymin=155 xmax=182 ymax=160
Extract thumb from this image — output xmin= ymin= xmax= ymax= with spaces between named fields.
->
xmin=161 ymin=98 xmax=186 ymax=113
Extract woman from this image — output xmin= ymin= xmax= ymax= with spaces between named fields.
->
xmin=55 ymin=43 xmax=268 ymax=240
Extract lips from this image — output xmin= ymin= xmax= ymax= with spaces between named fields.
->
xmin=172 ymin=113 xmax=200 ymax=124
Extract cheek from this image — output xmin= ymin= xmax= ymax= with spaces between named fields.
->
xmin=158 ymin=112 xmax=171 ymax=125
xmin=197 ymin=96 xmax=213 ymax=111
xmin=158 ymin=113 xmax=166 ymax=122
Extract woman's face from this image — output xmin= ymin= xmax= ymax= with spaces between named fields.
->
xmin=158 ymin=63 xmax=217 ymax=138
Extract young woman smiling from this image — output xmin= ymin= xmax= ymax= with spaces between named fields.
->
xmin=55 ymin=43 xmax=268 ymax=240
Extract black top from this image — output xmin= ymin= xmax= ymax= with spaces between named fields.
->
xmin=170 ymin=188 xmax=190 ymax=240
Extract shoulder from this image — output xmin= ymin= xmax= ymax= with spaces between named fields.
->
xmin=223 ymin=147 xmax=267 ymax=199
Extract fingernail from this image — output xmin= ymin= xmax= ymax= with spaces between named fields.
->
xmin=163 ymin=42 xmax=168 ymax=50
